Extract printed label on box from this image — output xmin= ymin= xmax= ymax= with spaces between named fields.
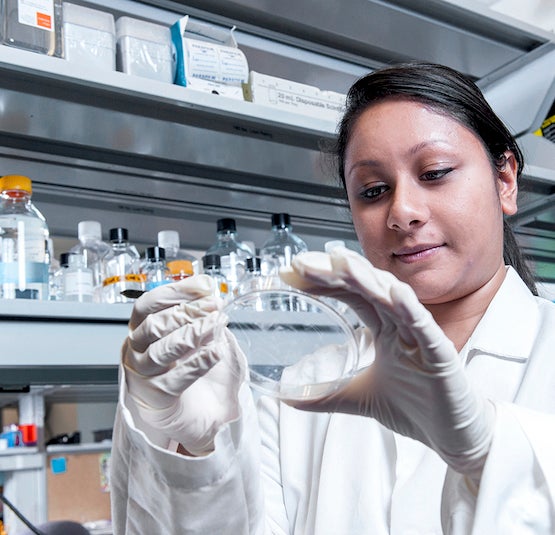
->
xmin=171 ymin=15 xmax=248 ymax=88
xmin=185 ymin=38 xmax=248 ymax=85
xmin=245 ymin=71 xmax=345 ymax=122
xmin=18 ymin=0 xmax=54 ymax=30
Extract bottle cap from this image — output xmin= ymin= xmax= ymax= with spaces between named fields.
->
xmin=217 ymin=218 xmax=236 ymax=232
xmin=203 ymin=254 xmax=221 ymax=269
xmin=109 ymin=227 xmax=128 ymax=243
xmin=78 ymin=221 xmax=102 ymax=241
xmin=157 ymin=230 xmax=180 ymax=250
xmin=324 ymin=240 xmax=346 ymax=253
xmin=146 ymin=246 xmax=165 ymax=261
xmin=271 ymin=213 xmax=291 ymax=229
xmin=1 ymin=175 xmax=32 ymax=193
xmin=59 ymin=252 xmax=72 ymax=267
xmin=246 ymin=257 xmax=261 ymax=272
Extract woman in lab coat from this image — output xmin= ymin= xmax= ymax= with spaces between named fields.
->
xmin=110 ymin=63 xmax=555 ymax=534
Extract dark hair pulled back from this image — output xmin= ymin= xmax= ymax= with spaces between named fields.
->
xmin=334 ymin=62 xmax=537 ymax=295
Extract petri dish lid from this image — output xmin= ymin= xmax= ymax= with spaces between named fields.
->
xmin=218 ymin=288 xmax=359 ymax=401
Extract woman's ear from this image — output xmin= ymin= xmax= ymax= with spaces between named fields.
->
xmin=497 ymin=151 xmax=518 ymax=216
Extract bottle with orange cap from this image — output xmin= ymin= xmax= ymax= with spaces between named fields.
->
xmin=0 ymin=175 xmax=50 ymax=300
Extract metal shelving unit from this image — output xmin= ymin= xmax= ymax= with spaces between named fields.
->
xmin=0 ymin=300 xmax=128 ymax=532
xmin=1 ymin=0 xmax=555 ymax=530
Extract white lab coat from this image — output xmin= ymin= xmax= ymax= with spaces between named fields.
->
xmin=110 ymin=267 xmax=555 ymax=534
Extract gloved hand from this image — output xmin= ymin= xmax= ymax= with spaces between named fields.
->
xmin=122 ymin=275 xmax=246 ymax=456
xmin=280 ymin=247 xmax=494 ymax=481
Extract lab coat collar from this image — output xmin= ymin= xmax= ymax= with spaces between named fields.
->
xmin=462 ymin=266 xmax=540 ymax=363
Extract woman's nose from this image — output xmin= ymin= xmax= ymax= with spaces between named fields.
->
xmin=386 ymin=181 xmax=429 ymax=231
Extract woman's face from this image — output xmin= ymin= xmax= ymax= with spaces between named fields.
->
xmin=344 ymin=98 xmax=518 ymax=305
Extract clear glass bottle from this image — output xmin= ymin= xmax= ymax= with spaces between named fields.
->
xmin=260 ymin=213 xmax=308 ymax=277
xmin=260 ymin=213 xmax=308 ymax=311
xmin=143 ymin=246 xmax=170 ymax=291
xmin=202 ymin=254 xmax=228 ymax=297
xmin=157 ymin=230 xmax=196 ymax=281
xmin=235 ymin=256 xmax=261 ymax=291
xmin=70 ymin=220 xmax=110 ymax=303
xmin=0 ymin=0 xmax=63 ymax=57
xmin=101 ymin=227 xmax=143 ymax=303
xmin=0 ymin=175 xmax=50 ymax=300
xmin=63 ymin=252 xmax=93 ymax=302
xmin=47 ymin=238 xmax=60 ymax=301
xmin=234 ymin=256 xmax=268 ymax=310
xmin=49 ymin=251 xmax=69 ymax=301
xmin=205 ymin=218 xmax=253 ymax=293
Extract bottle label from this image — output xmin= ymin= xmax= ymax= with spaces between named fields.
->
xmin=18 ymin=0 xmax=55 ymax=30
xmin=0 ymin=261 xmax=48 ymax=299
xmin=64 ymin=271 xmax=94 ymax=297
xmin=0 ymin=261 xmax=48 ymax=284
xmin=167 ymin=260 xmax=193 ymax=278
xmin=219 ymin=281 xmax=229 ymax=295
xmin=103 ymin=273 xmax=145 ymax=287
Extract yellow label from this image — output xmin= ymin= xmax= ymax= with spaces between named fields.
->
xmin=103 ymin=273 xmax=145 ymax=286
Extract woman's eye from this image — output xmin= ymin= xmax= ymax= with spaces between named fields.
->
xmin=361 ymin=184 xmax=389 ymax=200
xmin=421 ymin=168 xmax=453 ymax=181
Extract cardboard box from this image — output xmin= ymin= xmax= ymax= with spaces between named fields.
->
xmin=47 ymin=449 xmax=111 ymax=524
xmin=116 ymin=16 xmax=174 ymax=83
xmin=63 ymin=3 xmax=116 ymax=71
xmin=171 ymin=15 xmax=248 ymax=99
xmin=243 ymin=71 xmax=345 ymax=122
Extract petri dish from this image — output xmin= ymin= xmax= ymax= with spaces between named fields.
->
xmin=218 ymin=288 xmax=359 ymax=401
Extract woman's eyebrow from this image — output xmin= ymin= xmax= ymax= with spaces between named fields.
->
xmin=349 ymin=159 xmax=382 ymax=171
xmin=408 ymin=139 xmax=450 ymax=155
xmin=347 ymin=139 xmax=453 ymax=175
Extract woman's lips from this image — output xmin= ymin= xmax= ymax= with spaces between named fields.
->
xmin=393 ymin=244 xmax=444 ymax=263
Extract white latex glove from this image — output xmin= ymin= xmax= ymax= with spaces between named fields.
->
xmin=280 ymin=247 xmax=494 ymax=481
xmin=122 ymin=275 xmax=246 ymax=456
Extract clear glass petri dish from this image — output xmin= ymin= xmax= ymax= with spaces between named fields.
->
xmin=218 ymin=288 xmax=359 ymax=401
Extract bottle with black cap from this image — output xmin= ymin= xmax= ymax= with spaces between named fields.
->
xmin=234 ymin=256 xmax=263 ymax=295
xmin=202 ymin=254 xmax=228 ymax=296
xmin=101 ymin=227 xmax=142 ymax=303
xmin=50 ymin=252 xmax=71 ymax=301
xmin=259 ymin=213 xmax=308 ymax=277
xmin=205 ymin=218 xmax=253 ymax=292
xmin=143 ymin=246 xmax=170 ymax=291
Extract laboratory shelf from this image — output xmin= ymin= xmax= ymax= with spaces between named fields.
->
xmin=0 ymin=298 xmax=133 ymax=321
xmin=46 ymin=442 xmax=112 ymax=455
xmin=0 ymin=299 xmax=132 ymax=386
xmin=0 ymin=44 xmax=338 ymax=150
xmin=0 ymin=448 xmax=42 ymax=472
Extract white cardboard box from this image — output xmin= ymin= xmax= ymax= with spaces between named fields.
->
xmin=171 ymin=15 xmax=248 ymax=99
xmin=243 ymin=71 xmax=346 ymax=122
xmin=63 ymin=3 xmax=115 ymax=71
xmin=116 ymin=16 xmax=174 ymax=83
